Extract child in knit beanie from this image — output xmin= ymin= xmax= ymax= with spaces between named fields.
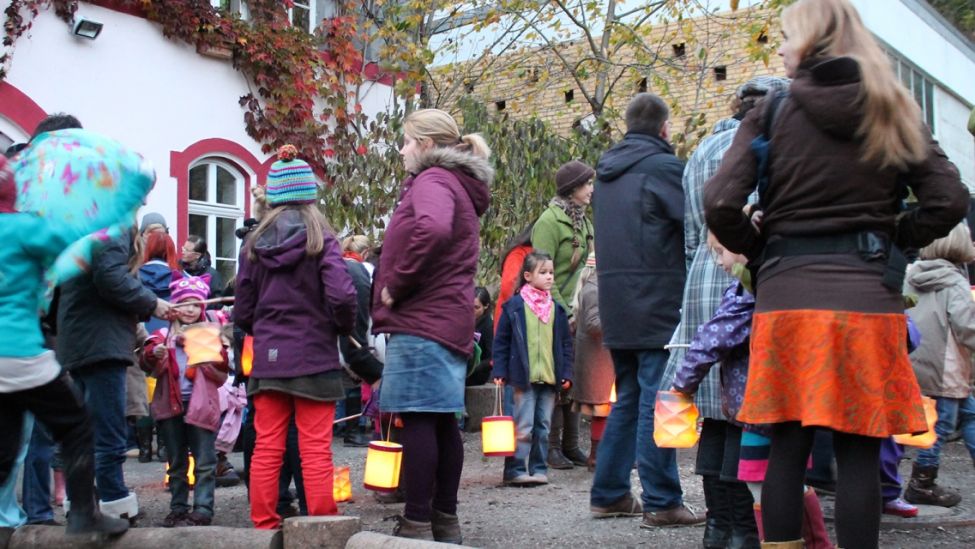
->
xmin=142 ymin=272 xmax=229 ymax=527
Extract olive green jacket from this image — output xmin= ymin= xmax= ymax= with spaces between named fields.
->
xmin=531 ymin=204 xmax=593 ymax=312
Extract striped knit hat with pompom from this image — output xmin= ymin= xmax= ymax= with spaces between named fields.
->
xmin=265 ymin=144 xmax=318 ymax=206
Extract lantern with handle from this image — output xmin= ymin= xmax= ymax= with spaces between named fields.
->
xmin=609 ymin=382 xmax=617 ymax=403
xmin=182 ymin=323 xmax=223 ymax=380
xmin=333 ymin=465 xmax=352 ymax=502
xmin=893 ymin=396 xmax=938 ymax=448
xmin=653 ymin=390 xmax=700 ymax=448
xmin=363 ymin=415 xmax=403 ymax=492
xmin=164 ymin=454 xmax=196 ymax=487
xmin=482 ymin=383 xmax=516 ymax=457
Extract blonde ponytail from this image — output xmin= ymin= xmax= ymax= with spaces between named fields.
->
xmin=405 ymin=109 xmax=492 ymax=159
xmin=460 ymin=134 xmax=491 ymax=159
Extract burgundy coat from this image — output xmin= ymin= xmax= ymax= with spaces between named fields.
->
xmin=372 ymin=147 xmax=493 ymax=356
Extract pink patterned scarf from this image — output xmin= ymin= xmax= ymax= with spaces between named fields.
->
xmin=520 ymin=284 xmax=553 ymax=324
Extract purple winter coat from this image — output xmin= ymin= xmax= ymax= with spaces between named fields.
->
xmin=372 ymin=147 xmax=493 ymax=356
xmin=672 ymin=280 xmax=753 ymax=422
xmin=234 ymin=210 xmax=357 ymax=379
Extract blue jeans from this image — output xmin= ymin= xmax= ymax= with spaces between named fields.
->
xmin=591 ymin=349 xmax=683 ymax=511
xmin=510 ymin=385 xmax=557 ymax=477
xmin=0 ymin=414 xmax=33 ymax=528
xmin=73 ymin=363 xmax=129 ymax=502
xmin=158 ymin=413 xmax=218 ymax=517
xmin=22 ymin=422 xmax=54 ymax=523
xmin=915 ymin=395 xmax=975 ymax=468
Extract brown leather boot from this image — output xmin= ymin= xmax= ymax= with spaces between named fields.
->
xmin=431 ymin=509 xmax=462 ymax=544
xmin=587 ymin=439 xmax=599 ymax=472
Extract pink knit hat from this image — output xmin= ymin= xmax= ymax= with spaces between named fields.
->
xmin=169 ymin=271 xmax=210 ymax=304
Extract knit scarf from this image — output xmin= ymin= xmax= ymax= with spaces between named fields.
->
xmin=550 ymin=195 xmax=587 ymax=235
xmin=520 ymin=284 xmax=553 ymax=324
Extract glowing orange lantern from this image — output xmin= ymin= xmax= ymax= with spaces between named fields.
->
xmin=164 ymin=454 xmax=196 ymax=487
xmin=183 ymin=324 xmax=223 ymax=367
xmin=653 ymin=390 xmax=700 ymax=448
xmin=241 ymin=335 xmax=254 ymax=376
xmin=146 ymin=376 xmax=157 ymax=403
xmin=893 ymin=397 xmax=938 ymax=448
xmin=482 ymin=384 xmax=515 ymax=456
xmin=333 ymin=466 xmax=352 ymax=502
xmin=609 ymin=383 xmax=617 ymax=403
xmin=363 ymin=441 xmax=403 ymax=492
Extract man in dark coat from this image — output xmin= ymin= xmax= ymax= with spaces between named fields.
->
xmin=589 ymin=93 xmax=702 ymax=527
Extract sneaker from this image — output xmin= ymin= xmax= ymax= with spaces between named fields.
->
xmin=529 ymin=473 xmax=549 ymax=485
xmin=161 ymin=511 xmax=187 ymax=528
xmin=884 ymin=498 xmax=919 ymax=518
xmin=591 ymin=491 xmax=643 ymax=518
xmin=509 ymin=473 xmax=536 ymax=486
xmin=214 ymin=456 xmax=241 ymax=488
xmin=640 ymin=505 xmax=706 ymax=528
xmin=547 ymin=448 xmax=574 ymax=470
xmin=183 ymin=512 xmax=212 ymax=526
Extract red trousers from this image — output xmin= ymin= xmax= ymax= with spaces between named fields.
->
xmin=250 ymin=392 xmax=336 ymax=529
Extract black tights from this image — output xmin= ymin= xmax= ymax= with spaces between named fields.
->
xmin=400 ymin=412 xmax=464 ymax=522
xmin=762 ymin=422 xmax=881 ymax=549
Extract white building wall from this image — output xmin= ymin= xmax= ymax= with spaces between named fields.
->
xmin=2 ymin=1 xmax=394 ymax=223
xmin=852 ymin=0 xmax=975 ymax=190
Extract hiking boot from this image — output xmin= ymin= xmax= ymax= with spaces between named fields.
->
xmin=563 ymin=447 xmax=588 ymax=467
xmin=640 ymin=504 xmax=706 ymax=528
xmin=904 ymin=464 xmax=961 ymax=507
xmin=215 ymin=453 xmax=241 ymax=488
xmin=160 ymin=511 xmax=187 ymax=528
xmin=392 ymin=515 xmax=434 ymax=540
xmin=591 ymin=491 xmax=643 ymax=518
xmin=183 ymin=512 xmax=212 ymax=526
xmin=431 ymin=509 xmax=462 ymax=544
xmin=547 ymin=448 xmax=574 ymax=469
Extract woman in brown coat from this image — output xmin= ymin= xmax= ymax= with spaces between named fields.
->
xmin=703 ymin=1 xmax=968 ymax=547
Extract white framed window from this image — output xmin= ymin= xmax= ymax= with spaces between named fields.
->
xmin=887 ymin=51 xmax=936 ymax=132
xmin=289 ymin=0 xmax=313 ymax=32
xmin=187 ymin=160 xmax=246 ymax=286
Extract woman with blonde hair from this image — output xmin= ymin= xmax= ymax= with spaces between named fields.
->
xmin=703 ymin=0 xmax=968 ymax=547
xmin=372 ymin=109 xmax=492 ymax=543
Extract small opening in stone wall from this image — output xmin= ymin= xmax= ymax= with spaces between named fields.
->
xmin=757 ymin=31 xmax=768 ymax=44
xmin=713 ymin=66 xmax=727 ymax=81
xmin=564 ymin=90 xmax=574 ymax=103
xmin=495 ymin=100 xmax=507 ymax=111
xmin=465 ymin=81 xmax=475 ymax=93
xmin=638 ymin=78 xmax=648 ymax=93
xmin=672 ymin=43 xmax=686 ymax=57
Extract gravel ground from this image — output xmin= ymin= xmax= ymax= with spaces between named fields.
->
xmin=42 ymin=428 xmax=975 ymax=548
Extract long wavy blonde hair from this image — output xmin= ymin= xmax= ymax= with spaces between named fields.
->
xmin=782 ymin=0 xmax=927 ymax=170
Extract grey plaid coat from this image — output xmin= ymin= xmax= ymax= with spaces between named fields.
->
xmin=662 ymin=118 xmax=741 ymax=420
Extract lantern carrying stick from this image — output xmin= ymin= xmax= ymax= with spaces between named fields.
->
xmin=171 ymin=296 xmax=236 ymax=308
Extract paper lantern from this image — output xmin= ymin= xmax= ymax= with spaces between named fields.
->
xmin=146 ymin=376 xmax=157 ymax=404
xmin=241 ymin=335 xmax=254 ymax=376
xmin=482 ymin=416 xmax=516 ymax=457
xmin=182 ymin=324 xmax=223 ymax=367
xmin=893 ymin=397 xmax=938 ymax=449
xmin=609 ymin=383 xmax=617 ymax=403
xmin=653 ymin=390 xmax=700 ymax=448
xmin=363 ymin=441 xmax=402 ymax=492
xmin=164 ymin=454 xmax=196 ymax=487
xmin=333 ymin=466 xmax=352 ymax=502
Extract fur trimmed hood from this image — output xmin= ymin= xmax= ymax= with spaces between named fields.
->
xmin=413 ymin=146 xmax=493 ymax=216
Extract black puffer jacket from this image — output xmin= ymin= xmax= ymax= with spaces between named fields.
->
xmin=57 ymin=235 xmax=158 ymax=370
xmin=593 ymin=132 xmax=686 ymax=349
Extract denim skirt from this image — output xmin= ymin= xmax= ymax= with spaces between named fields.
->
xmin=379 ymin=334 xmax=466 ymax=413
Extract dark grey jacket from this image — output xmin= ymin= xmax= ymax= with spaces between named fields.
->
xmin=593 ymin=133 xmax=686 ymax=349
xmin=57 ymin=235 xmax=158 ymax=370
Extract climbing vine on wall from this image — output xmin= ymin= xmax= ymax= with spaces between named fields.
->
xmin=1 ymin=0 xmax=375 ymax=175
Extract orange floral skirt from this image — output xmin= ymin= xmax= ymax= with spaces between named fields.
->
xmin=737 ymin=309 xmax=926 ymax=438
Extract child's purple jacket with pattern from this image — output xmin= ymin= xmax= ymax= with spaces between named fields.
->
xmin=672 ymin=280 xmax=753 ymax=423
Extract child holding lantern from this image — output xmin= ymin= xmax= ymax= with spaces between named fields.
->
xmin=493 ymin=251 xmax=574 ymax=485
xmin=142 ymin=273 xmax=229 ymax=527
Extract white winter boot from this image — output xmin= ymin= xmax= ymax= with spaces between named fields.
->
xmin=98 ymin=492 xmax=139 ymax=521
